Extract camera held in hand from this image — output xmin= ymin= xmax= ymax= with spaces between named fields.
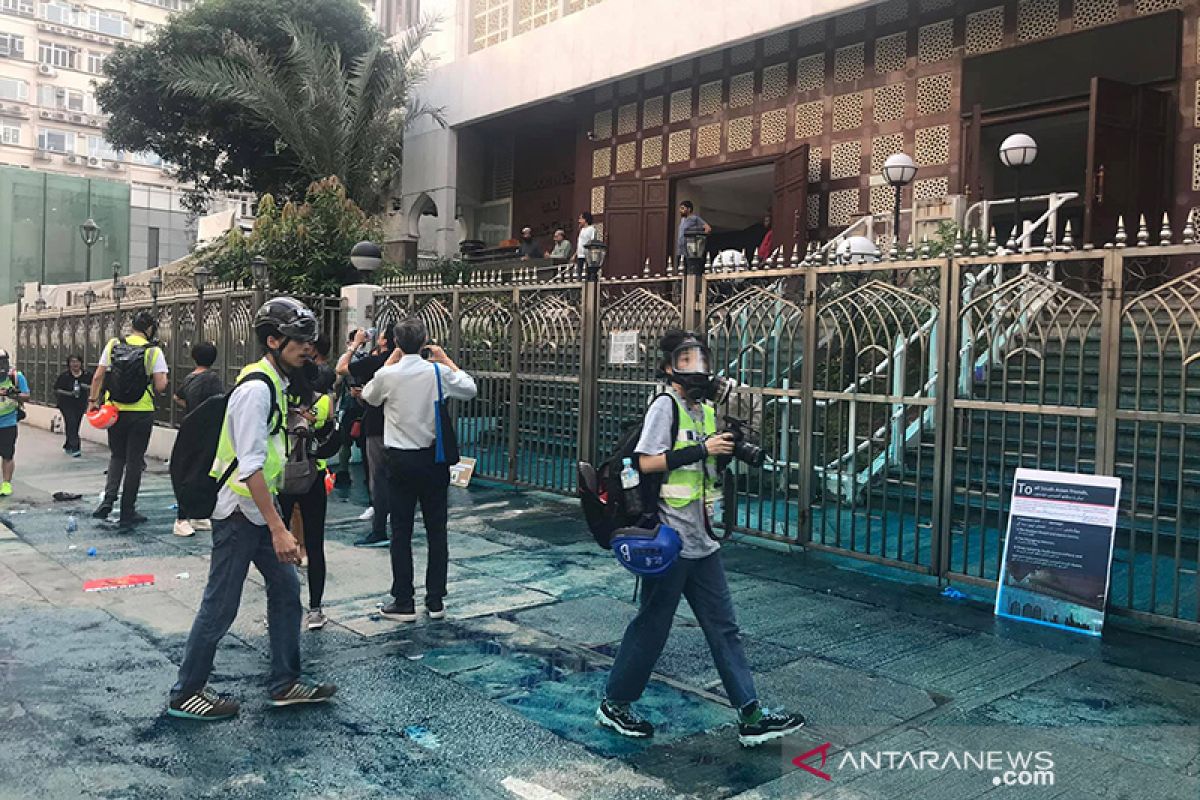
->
xmin=722 ymin=416 xmax=765 ymax=467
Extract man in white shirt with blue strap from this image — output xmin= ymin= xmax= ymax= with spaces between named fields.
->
xmin=363 ymin=317 xmax=477 ymax=623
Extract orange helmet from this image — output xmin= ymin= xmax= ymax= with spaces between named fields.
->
xmin=86 ymin=403 xmax=119 ymax=430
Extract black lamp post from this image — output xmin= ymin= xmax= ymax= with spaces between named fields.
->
xmin=148 ymin=271 xmax=162 ymax=314
xmin=683 ymin=230 xmax=708 ymax=276
xmin=350 ymin=240 xmax=383 ymax=282
xmin=250 ymin=255 xmax=269 ymax=310
xmin=34 ymin=284 xmax=46 ymax=313
xmin=192 ymin=264 xmax=210 ymax=345
xmin=999 ymin=133 xmax=1038 ymax=247
xmin=583 ymin=240 xmax=607 ymax=281
xmin=83 ymin=288 xmax=95 ymax=364
xmin=112 ymin=263 xmax=126 ymax=340
xmin=882 ymin=153 xmax=918 ymax=249
xmin=80 ymin=218 xmax=100 ymax=282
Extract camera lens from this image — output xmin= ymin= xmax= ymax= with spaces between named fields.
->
xmin=733 ymin=439 xmax=765 ymax=467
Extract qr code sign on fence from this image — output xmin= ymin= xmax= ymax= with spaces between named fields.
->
xmin=608 ymin=330 xmax=640 ymax=365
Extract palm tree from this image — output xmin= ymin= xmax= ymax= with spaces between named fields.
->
xmin=167 ymin=18 xmax=443 ymax=215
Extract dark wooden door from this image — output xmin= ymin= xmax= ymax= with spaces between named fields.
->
xmin=604 ymin=179 xmax=670 ymax=278
xmin=962 ymin=104 xmax=983 ymax=203
xmin=1084 ymin=78 xmax=1173 ymax=246
xmin=772 ymin=143 xmax=810 ymax=259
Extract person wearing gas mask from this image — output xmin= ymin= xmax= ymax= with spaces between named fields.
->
xmin=596 ymin=330 xmax=806 ymax=747
xmin=168 ymin=297 xmax=336 ymax=720
xmin=88 ymin=310 xmax=168 ymax=527
xmin=0 ymin=350 xmax=30 ymax=497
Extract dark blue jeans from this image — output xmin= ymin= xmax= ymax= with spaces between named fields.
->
xmin=605 ymin=552 xmax=757 ymax=709
xmin=172 ymin=512 xmax=302 ymax=698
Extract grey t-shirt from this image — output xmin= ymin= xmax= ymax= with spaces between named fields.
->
xmin=676 ymin=214 xmax=708 ymax=256
xmin=635 ymin=393 xmax=721 ymax=560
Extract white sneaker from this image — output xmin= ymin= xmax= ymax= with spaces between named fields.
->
xmin=358 ymin=507 xmax=375 ymax=521
xmin=190 ymin=518 xmax=212 ymax=531
xmin=173 ymin=519 xmax=195 ymax=538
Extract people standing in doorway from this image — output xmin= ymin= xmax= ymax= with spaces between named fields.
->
xmin=363 ymin=318 xmax=476 ymax=623
xmin=517 ymin=227 xmax=541 ymax=260
xmin=596 ymin=330 xmax=806 ymax=748
xmin=279 ymin=331 xmax=337 ymax=631
xmin=546 ymin=229 xmax=572 ymax=261
xmin=336 ymin=327 xmax=394 ymax=548
xmin=675 ymin=200 xmax=712 ymax=264
xmin=576 ymin=212 xmax=597 ymax=273
xmin=54 ymin=354 xmax=92 ymax=457
xmin=756 ymin=212 xmax=774 ymax=263
xmin=88 ymin=311 xmax=168 ymax=528
xmin=0 ymin=350 xmax=30 ymax=497
xmin=168 ymin=297 xmax=336 ymax=720
xmin=171 ymin=342 xmax=224 ymax=538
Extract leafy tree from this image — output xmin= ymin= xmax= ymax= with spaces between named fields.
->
xmin=194 ymin=177 xmax=385 ymax=296
xmin=166 ymin=18 xmax=441 ymax=215
xmin=97 ymin=0 xmax=380 ymax=212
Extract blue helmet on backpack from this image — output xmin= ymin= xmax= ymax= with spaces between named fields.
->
xmin=611 ymin=524 xmax=682 ymax=576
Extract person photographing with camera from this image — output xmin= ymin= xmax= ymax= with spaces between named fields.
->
xmin=0 ymin=350 xmax=30 ymax=497
xmin=362 ymin=318 xmax=476 ymax=623
xmin=596 ymin=330 xmax=805 ymax=747
xmin=336 ymin=326 xmax=394 ymax=547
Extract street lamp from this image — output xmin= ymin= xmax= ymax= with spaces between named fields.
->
xmin=83 ymin=288 xmax=96 ymax=364
xmin=882 ymin=153 xmax=918 ymax=248
xmin=350 ymin=240 xmax=383 ymax=282
xmin=34 ymin=288 xmax=46 ymax=313
xmin=683 ymin=230 xmax=708 ymax=275
xmin=80 ymin=218 xmax=100 ymax=282
xmin=250 ymin=255 xmax=268 ymax=309
xmin=192 ymin=265 xmax=210 ymax=346
xmin=148 ymin=271 xmax=162 ymax=313
xmin=999 ymin=133 xmax=1038 ymax=247
xmin=583 ymin=240 xmax=607 ymax=280
xmin=112 ymin=264 xmax=126 ymax=341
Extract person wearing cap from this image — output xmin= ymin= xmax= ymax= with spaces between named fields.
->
xmin=0 ymin=349 xmax=30 ymax=497
xmin=168 ymin=297 xmax=336 ymax=721
xmin=87 ymin=310 xmax=168 ymax=527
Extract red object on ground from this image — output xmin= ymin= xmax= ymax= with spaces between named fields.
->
xmin=83 ymin=574 xmax=155 ymax=592
xmin=86 ymin=403 xmax=119 ymax=430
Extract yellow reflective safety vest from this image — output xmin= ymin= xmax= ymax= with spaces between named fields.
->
xmin=659 ymin=394 xmax=720 ymax=508
xmin=313 ymin=393 xmax=332 ymax=471
xmin=102 ymin=334 xmax=162 ymax=412
xmin=210 ymin=358 xmax=286 ymax=498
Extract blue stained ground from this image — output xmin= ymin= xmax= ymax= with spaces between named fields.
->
xmin=0 ymin=424 xmax=1198 ymax=799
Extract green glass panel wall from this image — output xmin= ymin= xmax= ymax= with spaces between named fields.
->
xmin=0 ymin=166 xmax=130 ymax=303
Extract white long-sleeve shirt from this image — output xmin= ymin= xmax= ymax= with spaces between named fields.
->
xmin=575 ymin=224 xmax=596 ymax=259
xmin=361 ymin=355 xmax=478 ymax=451
xmin=212 ymin=360 xmax=288 ymax=525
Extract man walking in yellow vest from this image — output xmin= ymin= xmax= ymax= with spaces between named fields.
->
xmin=88 ymin=310 xmax=168 ymax=527
xmin=168 ymin=297 xmax=336 ymax=720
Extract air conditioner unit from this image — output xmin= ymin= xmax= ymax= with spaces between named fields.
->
xmin=38 ymin=110 xmax=50 ymax=119
xmin=87 ymin=156 xmax=101 ymax=167
xmin=65 ymin=154 xmax=79 ymax=164
xmin=37 ymin=64 xmax=56 ymax=77
xmin=107 ymin=160 xmax=121 ymax=171
xmin=69 ymin=113 xmax=83 ymax=123
xmin=34 ymin=149 xmax=52 ymax=161
xmin=52 ymin=111 xmax=65 ymax=121
xmin=55 ymin=88 xmax=66 ymax=97
xmin=87 ymin=117 xmax=99 ymax=127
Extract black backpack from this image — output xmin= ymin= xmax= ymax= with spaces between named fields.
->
xmin=578 ymin=394 xmax=678 ymax=549
xmin=105 ymin=337 xmax=153 ymax=404
xmin=170 ymin=372 xmax=282 ymax=520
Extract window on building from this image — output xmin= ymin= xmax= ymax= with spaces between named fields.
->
xmin=0 ymin=76 xmax=26 ymax=101
xmin=38 ymin=84 xmax=83 ymax=111
xmin=0 ymin=32 xmax=24 ymax=58
xmin=86 ymin=50 xmax=104 ymax=74
xmin=39 ymin=41 xmax=77 ymax=69
xmin=39 ymin=0 xmax=73 ymax=24
xmin=0 ymin=123 xmax=19 ymax=145
xmin=469 ymin=0 xmax=509 ymax=52
xmin=147 ymin=226 xmax=160 ymax=269
xmin=1 ymin=0 xmax=35 ymax=14
xmin=136 ymin=0 xmax=194 ymax=10
xmin=87 ymin=135 xmax=121 ymax=161
xmin=37 ymin=126 xmax=74 ymax=152
xmin=86 ymin=9 xmax=128 ymax=38
xmin=515 ymin=0 xmax=557 ymax=33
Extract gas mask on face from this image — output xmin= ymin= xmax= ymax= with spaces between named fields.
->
xmin=668 ymin=339 xmax=715 ymax=402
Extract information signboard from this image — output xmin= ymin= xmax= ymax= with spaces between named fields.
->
xmin=995 ymin=468 xmax=1121 ymax=636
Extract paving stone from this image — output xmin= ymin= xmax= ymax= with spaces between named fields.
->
xmin=511 ymin=595 xmax=638 ymax=647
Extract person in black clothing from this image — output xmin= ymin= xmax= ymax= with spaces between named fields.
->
xmin=517 ymin=226 xmax=541 ymax=260
xmin=336 ymin=327 xmax=394 ymax=547
xmin=174 ymin=342 xmax=224 ymax=415
xmin=54 ymin=354 xmax=91 ymax=457
xmin=172 ymin=342 xmax=225 ymax=538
